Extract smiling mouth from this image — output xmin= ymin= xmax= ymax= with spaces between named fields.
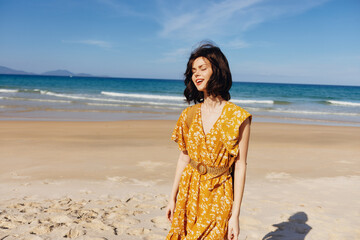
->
xmin=196 ymin=79 xmax=204 ymax=85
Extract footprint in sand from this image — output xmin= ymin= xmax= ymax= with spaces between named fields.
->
xmin=126 ymin=227 xmax=151 ymax=235
xmin=132 ymin=210 xmax=150 ymax=216
xmin=30 ymin=224 xmax=53 ymax=235
xmin=119 ymin=217 xmax=141 ymax=225
xmin=111 ymin=222 xmax=129 ymax=235
xmin=48 ymin=226 xmax=71 ymax=238
xmin=20 ymin=235 xmax=43 ymax=240
xmin=0 ymin=220 xmax=17 ymax=230
xmin=10 ymin=172 xmax=30 ymax=180
xmin=82 ymin=219 xmax=112 ymax=232
xmin=125 ymin=197 xmax=142 ymax=203
xmin=48 ymin=215 xmax=73 ymax=225
xmin=151 ymin=216 xmax=170 ymax=229
xmin=3 ymin=214 xmax=27 ymax=224
xmin=135 ymin=203 xmax=158 ymax=210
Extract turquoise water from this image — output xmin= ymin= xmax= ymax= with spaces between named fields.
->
xmin=0 ymin=74 xmax=359 ymax=126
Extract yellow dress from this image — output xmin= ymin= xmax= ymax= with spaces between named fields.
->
xmin=166 ymin=101 xmax=252 ymax=240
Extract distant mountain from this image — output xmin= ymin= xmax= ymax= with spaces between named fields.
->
xmin=42 ymin=70 xmax=75 ymax=76
xmin=0 ymin=66 xmax=33 ymax=75
xmin=0 ymin=65 xmax=94 ymax=77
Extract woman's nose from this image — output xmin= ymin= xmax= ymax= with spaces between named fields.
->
xmin=194 ymin=69 xmax=200 ymax=77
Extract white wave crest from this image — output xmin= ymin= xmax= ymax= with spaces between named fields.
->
xmin=101 ymin=91 xmax=184 ymax=101
xmin=41 ymin=90 xmax=187 ymax=107
xmin=327 ymin=100 xmax=360 ymax=107
xmin=231 ymin=99 xmax=274 ymax=104
xmin=41 ymin=91 xmax=109 ymax=101
xmin=268 ymin=109 xmax=360 ymax=116
xmin=86 ymin=102 xmax=182 ymax=110
xmin=3 ymin=97 xmax=71 ymax=103
xmin=0 ymin=89 xmax=18 ymax=93
xmin=87 ymin=103 xmax=131 ymax=107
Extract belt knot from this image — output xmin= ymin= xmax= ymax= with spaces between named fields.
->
xmin=189 ymin=158 xmax=230 ymax=178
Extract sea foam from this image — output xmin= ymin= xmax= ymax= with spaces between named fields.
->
xmin=327 ymin=100 xmax=360 ymax=107
xmin=0 ymin=89 xmax=18 ymax=93
xmin=101 ymin=91 xmax=184 ymax=101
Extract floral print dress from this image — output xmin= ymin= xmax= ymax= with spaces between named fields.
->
xmin=166 ymin=101 xmax=252 ymax=240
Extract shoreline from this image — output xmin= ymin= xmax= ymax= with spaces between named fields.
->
xmin=0 ymin=114 xmax=359 ymax=127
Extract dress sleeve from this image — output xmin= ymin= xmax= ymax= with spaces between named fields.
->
xmin=171 ymin=107 xmax=189 ymax=152
xmin=221 ymin=107 xmax=252 ymax=158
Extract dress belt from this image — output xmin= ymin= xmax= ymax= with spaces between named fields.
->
xmin=189 ymin=158 xmax=231 ymax=177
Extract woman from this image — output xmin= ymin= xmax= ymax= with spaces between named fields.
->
xmin=165 ymin=42 xmax=252 ymax=240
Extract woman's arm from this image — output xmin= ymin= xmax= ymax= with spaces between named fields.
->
xmin=232 ymin=117 xmax=251 ymax=217
xmin=166 ymin=150 xmax=190 ymax=222
xmin=169 ymin=150 xmax=190 ymax=201
xmin=228 ymin=118 xmax=251 ymax=239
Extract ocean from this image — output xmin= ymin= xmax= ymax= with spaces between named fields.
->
xmin=0 ymin=74 xmax=359 ymax=126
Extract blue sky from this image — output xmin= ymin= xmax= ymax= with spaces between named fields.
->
xmin=0 ymin=0 xmax=359 ymax=86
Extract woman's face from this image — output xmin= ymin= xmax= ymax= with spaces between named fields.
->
xmin=191 ymin=57 xmax=213 ymax=92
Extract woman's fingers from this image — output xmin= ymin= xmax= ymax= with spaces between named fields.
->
xmin=233 ymin=231 xmax=238 ymax=240
xmin=166 ymin=209 xmax=170 ymax=222
xmin=232 ymin=229 xmax=239 ymax=240
xmin=166 ymin=208 xmax=173 ymax=223
xmin=165 ymin=201 xmax=175 ymax=223
xmin=228 ymin=227 xmax=233 ymax=240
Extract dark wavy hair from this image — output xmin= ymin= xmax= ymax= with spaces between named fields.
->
xmin=184 ymin=42 xmax=232 ymax=104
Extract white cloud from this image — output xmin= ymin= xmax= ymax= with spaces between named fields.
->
xmin=158 ymin=0 xmax=261 ymax=39
xmin=156 ymin=47 xmax=191 ymax=63
xmin=157 ymin=0 xmax=330 ymax=43
xmin=62 ymin=39 xmax=112 ymax=48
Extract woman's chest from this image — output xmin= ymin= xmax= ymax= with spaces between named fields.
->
xmin=188 ymin=114 xmax=225 ymax=150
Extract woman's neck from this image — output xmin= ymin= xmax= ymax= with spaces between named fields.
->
xmin=202 ymin=93 xmax=226 ymax=111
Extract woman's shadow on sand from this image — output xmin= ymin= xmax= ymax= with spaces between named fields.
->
xmin=262 ymin=212 xmax=312 ymax=240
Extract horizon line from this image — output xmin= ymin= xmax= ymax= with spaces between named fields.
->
xmin=0 ymin=73 xmax=359 ymax=88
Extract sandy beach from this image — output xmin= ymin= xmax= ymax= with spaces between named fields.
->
xmin=0 ymin=120 xmax=359 ymax=239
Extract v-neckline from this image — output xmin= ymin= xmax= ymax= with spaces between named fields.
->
xmin=199 ymin=101 xmax=229 ymax=137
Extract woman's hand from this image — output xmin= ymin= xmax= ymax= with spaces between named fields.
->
xmin=228 ymin=215 xmax=240 ymax=240
xmin=165 ymin=199 xmax=176 ymax=223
